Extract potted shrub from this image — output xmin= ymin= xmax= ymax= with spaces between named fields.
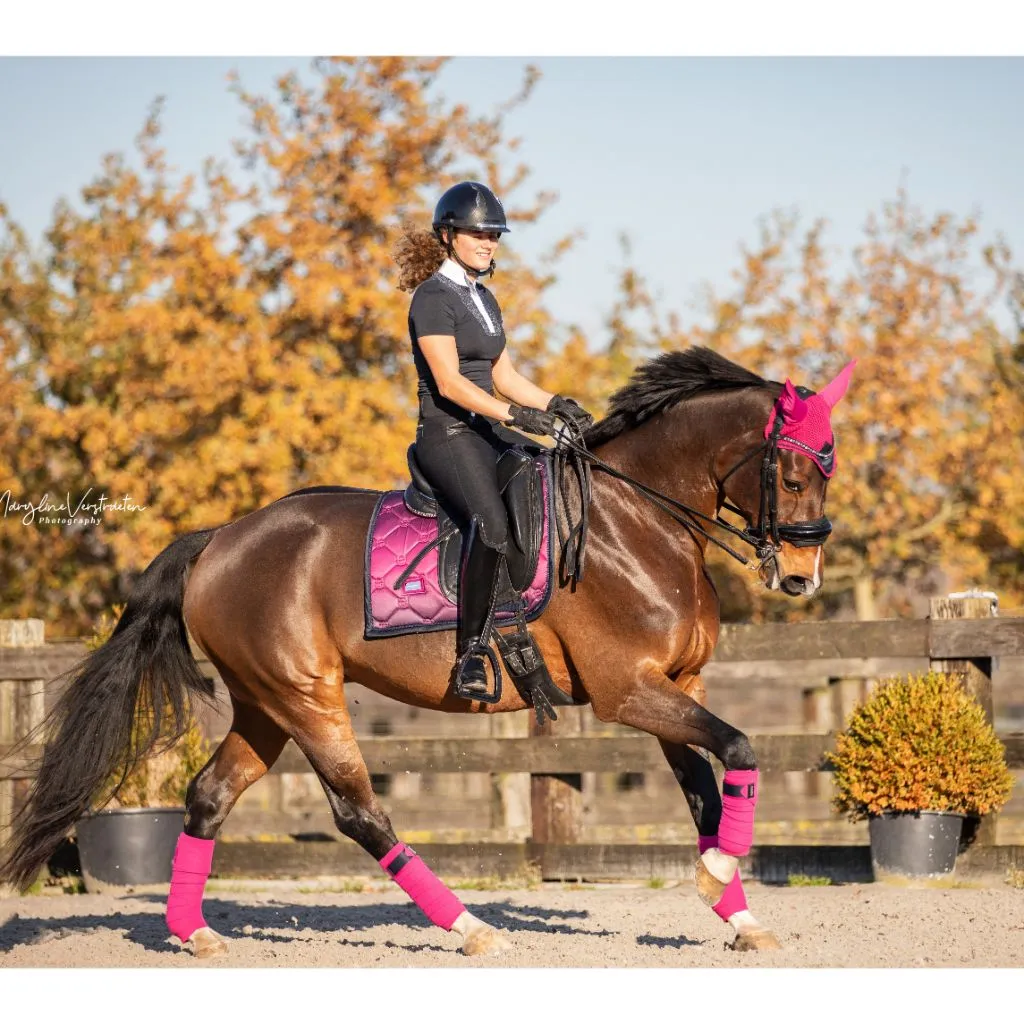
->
xmin=74 ymin=606 xmax=211 ymax=893
xmin=829 ymin=670 xmax=1013 ymax=881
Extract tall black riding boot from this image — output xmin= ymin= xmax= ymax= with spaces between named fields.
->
xmin=454 ymin=522 xmax=505 ymax=700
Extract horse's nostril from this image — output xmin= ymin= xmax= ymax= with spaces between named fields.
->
xmin=781 ymin=575 xmax=813 ymax=596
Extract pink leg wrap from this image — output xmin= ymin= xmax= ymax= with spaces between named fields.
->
xmin=166 ymin=833 xmax=215 ymax=942
xmin=379 ymin=843 xmax=466 ymax=931
xmin=717 ymin=768 xmax=759 ymax=856
xmin=697 ymin=833 xmax=749 ymax=921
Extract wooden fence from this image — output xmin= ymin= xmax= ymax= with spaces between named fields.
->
xmin=3 ymin=595 xmax=1024 ymax=881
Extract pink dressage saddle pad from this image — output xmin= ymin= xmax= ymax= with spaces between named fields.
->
xmin=364 ymin=458 xmax=553 ymax=639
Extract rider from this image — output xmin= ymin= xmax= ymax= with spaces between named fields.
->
xmin=394 ymin=180 xmax=594 ymax=699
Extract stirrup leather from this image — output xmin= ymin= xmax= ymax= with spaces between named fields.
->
xmin=492 ymin=596 xmax=575 ymax=724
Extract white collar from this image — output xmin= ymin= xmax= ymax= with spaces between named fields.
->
xmin=438 ymin=257 xmax=482 ymax=289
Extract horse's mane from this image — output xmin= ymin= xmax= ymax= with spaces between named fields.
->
xmin=583 ymin=346 xmax=770 ymax=448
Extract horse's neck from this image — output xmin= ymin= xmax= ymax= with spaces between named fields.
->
xmin=589 ymin=401 xmax=717 ymax=524
xmin=591 ymin=388 xmax=770 ymax=500
xmin=575 ymin=391 xmax=768 ymax=662
xmin=583 ymin=389 xmax=772 ymax=567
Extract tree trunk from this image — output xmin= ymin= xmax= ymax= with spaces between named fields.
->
xmin=853 ymin=575 xmax=877 ymax=621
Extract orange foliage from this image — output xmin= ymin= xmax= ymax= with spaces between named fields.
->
xmin=606 ymin=198 xmax=1024 ymax=619
xmin=0 ymin=58 xmax=585 ymax=631
xmin=2 ymin=59 xmax=1022 ymax=631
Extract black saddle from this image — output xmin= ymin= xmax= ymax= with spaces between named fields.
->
xmin=402 ymin=440 xmax=547 ymax=607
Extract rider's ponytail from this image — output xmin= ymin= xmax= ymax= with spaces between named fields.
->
xmin=393 ymin=223 xmax=446 ymax=292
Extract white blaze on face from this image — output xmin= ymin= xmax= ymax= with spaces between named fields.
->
xmin=771 ymin=542 xmax=824 ymax=596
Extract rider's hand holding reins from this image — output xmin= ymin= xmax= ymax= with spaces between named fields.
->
xmin=506 ymin=403 xmax=559 ymax=437
xmin=546 ymin=394 xmax=594 ymax=431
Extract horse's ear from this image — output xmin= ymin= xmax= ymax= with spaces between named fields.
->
xmin=778 ymin=379 xmax=807 ymax=422
xmin=819 ymin=360 xmax=857 ymax=410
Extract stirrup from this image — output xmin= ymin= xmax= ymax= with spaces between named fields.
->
xmin=453 ymin=641 xmax=503 ymax=704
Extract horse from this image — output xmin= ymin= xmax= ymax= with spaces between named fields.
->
xmin=0 ymin=346 xmax=854 ymax=958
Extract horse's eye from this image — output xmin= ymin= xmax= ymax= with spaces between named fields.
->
xmin=783 ymin=478 xmax=805 ymax=493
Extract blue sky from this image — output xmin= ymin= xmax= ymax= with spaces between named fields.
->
xmin=1 ymin=56 xmax=1022 ymax=342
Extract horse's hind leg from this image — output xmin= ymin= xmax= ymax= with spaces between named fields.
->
xmin=290 ymin=706 xmax=511 ymax=957
xmin=169 ymin=697 xmax=289 ymax=958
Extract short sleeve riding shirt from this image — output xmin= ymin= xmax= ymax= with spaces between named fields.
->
xmin=409 ymin=258 xmax=506 ymax=424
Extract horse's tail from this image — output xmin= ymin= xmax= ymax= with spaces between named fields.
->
xmin=0 ymin=528 xmax=219 ymax=891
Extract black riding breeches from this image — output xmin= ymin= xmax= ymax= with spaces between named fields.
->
xmin=414 ymin=416 xmax=513 ymax=554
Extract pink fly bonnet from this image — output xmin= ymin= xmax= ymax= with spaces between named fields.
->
xmin=763 ymin=361 xmax=856 ymax=478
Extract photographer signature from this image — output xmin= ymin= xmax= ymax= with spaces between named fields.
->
xmin=0 ymin=488 xmax=147 ymax=526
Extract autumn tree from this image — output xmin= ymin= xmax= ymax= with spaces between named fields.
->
xmin=612 ymin=192 xmax=1024 ymax=619
xmin=0 ymin=57 xmax=588 ymax=632
xmin=4 ymin=57 xmax=1022 ymax=632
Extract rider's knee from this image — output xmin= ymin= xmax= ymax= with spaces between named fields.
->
xmin=475 ymin=514 xmax=508 ymax=554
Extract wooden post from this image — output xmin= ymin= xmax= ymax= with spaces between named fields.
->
xmin=489 ymin=711 xmax=530 ymax=839
xmin=928 ymin=593 xmax=998 ymax=845
xmin=928 ymin=594 xmax=996 ymax=723
xmin=1 ymin=619 xmax=46 ymax=894
xmin=829 ymin=676 xmax=865 ymax=733
xmin=529 ymin=706 xmax=584 ymax=844
xmin=794 ymin=684 xmax=832 ymax=798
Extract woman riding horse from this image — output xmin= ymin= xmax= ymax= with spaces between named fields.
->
xmin=0 ymin=221 xmax=855 ymax=957
xmin=395 ymin=181 xmax=594 ymax=699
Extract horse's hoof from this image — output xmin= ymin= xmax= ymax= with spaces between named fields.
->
xmin=730 ymin=927 xmax=783 ymax=952
xmin=462 ymin=924 xmax=511 ymax=957
xmin=189 ymin=926 xmax=229 ymax=959
xmin=693 ymin=857 xmax=727 ymax=908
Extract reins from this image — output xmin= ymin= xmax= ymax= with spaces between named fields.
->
xmin=550 ymin=410 xmax=832 ymax=586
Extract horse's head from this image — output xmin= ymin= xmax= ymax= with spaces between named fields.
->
xmin=717 ymin=361 xmax=856 ymax=597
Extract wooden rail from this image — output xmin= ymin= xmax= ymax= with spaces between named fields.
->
xmin=207 ymin=838 xmax=1024 ymax=883
xmin=2 ymin=616 xmax=1022 ymax=681
xmin=6 ymin=733 xmax=1023 ymax=780
xmin=3 ymin=601 xmax=1023 ymax=878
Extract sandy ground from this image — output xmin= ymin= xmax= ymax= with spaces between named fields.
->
xmin=2 ymin=879 xmax=1023 ymax=968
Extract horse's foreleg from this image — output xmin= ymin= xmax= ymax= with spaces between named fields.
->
xmin=596 ymin=668 xmax=761 ymax=914
xmin=293 ymin=709 xmax=511 ymax=958
xmin=171 ymin=698 xmax=289 ymax=958
xmin=661 ymin=738 xmax=781 ymax=951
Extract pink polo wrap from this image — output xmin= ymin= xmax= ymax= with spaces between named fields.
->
xmin=698 ymin=833 xmax=749 ymax=921
xmin=166 ymin=833 xmax=215 ymax=942
xmin=379 ymin=842 xmax=466 ymax=931
xmin=717 ymin=769 xmax=760 ymax=857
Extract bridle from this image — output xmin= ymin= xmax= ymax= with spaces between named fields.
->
xmin=551 ymin=404 xmax=833 ymax=585
xmin=718 ymin=412 xmax=833 ymax=564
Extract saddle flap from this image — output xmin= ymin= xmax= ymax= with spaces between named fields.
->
xmin=498 ymin=447 xmax=542 ymax=591
xmin=404 ymin=483 xmax=438 ymax=518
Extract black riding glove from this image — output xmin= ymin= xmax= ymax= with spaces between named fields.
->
xmin=546 ymin=394 xmax=595 ymax=430
xmin=506 ymin=403 xmax=559 ymax=437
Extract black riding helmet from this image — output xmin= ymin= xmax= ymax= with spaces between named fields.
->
xmin=433 ymin=181 xmax=510 ymax=236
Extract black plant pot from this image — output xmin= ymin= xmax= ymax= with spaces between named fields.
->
xmin=868 ymin=810 xmax=964 ymax=881
xmin=76 ymin=807 xmax=185 ymax=893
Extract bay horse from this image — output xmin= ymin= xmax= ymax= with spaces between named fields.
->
xmin=0 ymin=347 xmax=854 ymax=958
